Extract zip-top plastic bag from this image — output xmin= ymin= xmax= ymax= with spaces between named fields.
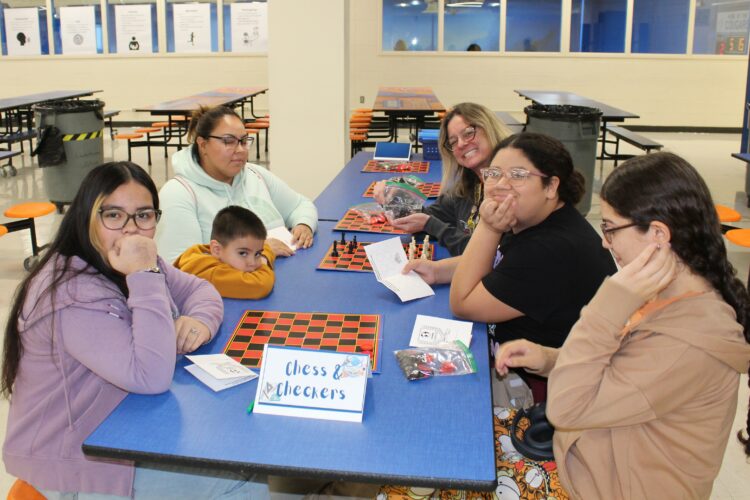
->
xmin=382 ymin=181 xmax=427 ymax=220
xmin=394 ymin=341 xmax=477 ymax=381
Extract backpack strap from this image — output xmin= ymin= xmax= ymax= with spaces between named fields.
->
xmin=173 ymin=174 xmax=197 ymax=205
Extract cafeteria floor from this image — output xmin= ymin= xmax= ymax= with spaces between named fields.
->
xmin=0 ymin=132 xmax=748 ymax=499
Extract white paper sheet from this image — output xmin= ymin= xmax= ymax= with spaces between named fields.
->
xmin=4 ymin=8 xmax=42 ymax=56
xmin=409 ymin=314 xmax=473 ymax=348
xmin=363 ymin=237 xmax=434 ymax=302
xmin=185 ymin=364 xmax=257 ymax=392
xmin=186 ymin=353 xmax=256 ymax=380
xmin=173 ymin=3 xmax=211 ymax=53
xmin=230 ymin=2 xmax=267 ymax=53
xmin=115 ymin=4 xmax=153 ymax=54
xmin=60 ymin=6 xmax=97 ymax=55
xmin=267 ymin=226 xmax=298 ymax=251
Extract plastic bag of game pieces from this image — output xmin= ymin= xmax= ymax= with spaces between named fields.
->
xmin=351 ymin=202 xmax=388 ymax=224
xmin=382 ymin=181 xmax=427 ymax=220
xmin=394 ymin=341 xmax=477 ymax=381
xmin=385 ymin=174 xmax=424 ymax=187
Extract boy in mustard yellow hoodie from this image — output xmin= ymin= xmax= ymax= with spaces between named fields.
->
xmin=174 ymin=206 xmax=275 ymax=299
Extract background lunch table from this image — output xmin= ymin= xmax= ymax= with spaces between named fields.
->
xmin=514 ymin=89 xmax=639 ymax=160
xmin=373 ymin=86 xmax=445 ymax=145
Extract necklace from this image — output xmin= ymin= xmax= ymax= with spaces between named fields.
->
xmin=465 ymin=183 xmax=483 ymax=233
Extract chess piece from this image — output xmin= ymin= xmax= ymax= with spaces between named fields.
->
xmin=408 ymin=237 xmax=416 ymax=260
xmin=331 ymin=241 xmax=339 ymax=258
xmin=353 ymin=235 xmax=358 ymax=247
xmin=340 ymin=232 xmax=346 ymax=246
xmin=422 ymin=235 xmax=430 ymax=260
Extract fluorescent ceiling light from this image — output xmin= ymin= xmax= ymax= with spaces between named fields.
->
xmin=446 ymin=1 xmax=484 ymax=7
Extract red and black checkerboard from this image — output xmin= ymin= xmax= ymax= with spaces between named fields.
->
xmin=224 ymin=310 xmax=382 ymax=372
xmin=334 ymin=208 xmax=406 ymax=234
xmin=318 ymin=240 xmax=435 ymax=272
xmin=362 ymin=181 xmax=441 ymax=199
xmin=361 ymin=160 xmax=430 ymax=173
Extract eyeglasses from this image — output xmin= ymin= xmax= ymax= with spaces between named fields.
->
xmin=600 ymin=222 xmax=640 ymax=244
xmin=98 ymin=208 xmax=162 ymax=230
xmin=481 ymin=166 xmax=548 ymax=186
xmin=446 ymin=126 xmax=477 ymax=151
xmin=207 ymin=134 xmax=254 ymax=149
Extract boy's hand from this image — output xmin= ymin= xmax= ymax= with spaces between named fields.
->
xmin=291 ymin=224 xmax=314 ymax=249
xmin=268 ymin=238 xmax=295 ymax=257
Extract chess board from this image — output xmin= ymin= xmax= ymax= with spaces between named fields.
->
xmin=361 ymin=160 xmax=430 ymax=173
xmin=363 ymin=181 xmax=441 ymax=199
xmin=318 ymin=241 xmax=435 ymax=272
xmin=224 ymin=310 xmax=382 ymax=372
xmin=334 ymin=208 xmax=407 ymax=234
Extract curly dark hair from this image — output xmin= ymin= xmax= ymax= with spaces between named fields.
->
xmin=600 ymin=151 xmax=750 ymax=456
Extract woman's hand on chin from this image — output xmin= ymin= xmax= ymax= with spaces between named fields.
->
xmin=108 ymin=235 xmax=158 ymax=275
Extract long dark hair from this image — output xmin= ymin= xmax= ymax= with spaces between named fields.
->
xmin=493 ymin=132 xmax=586 ymax=205
xmin=1 ymin=161 xmax=159 ymax=397
xmin=600 ymin=152 xmax=750 ymax=455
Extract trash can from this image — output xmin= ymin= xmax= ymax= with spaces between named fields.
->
xmin=524 ymin=104 xmax=602 ymax=216
xmin=32 ymin=99 xmax=105 ymax=207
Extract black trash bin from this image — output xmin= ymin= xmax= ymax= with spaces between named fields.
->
xmin=524 ymin=104 xmax=602 ymax=216
xmin=32 ymin=99 xmax=105 ymax=208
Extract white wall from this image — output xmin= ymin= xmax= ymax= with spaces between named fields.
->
xmin=0 ymin=54 xmax=268 ymax=122
xmin=267 ymin=0 xmax=348 ymax=200
xmin=349 ymin=2 xmax=748 ymax=128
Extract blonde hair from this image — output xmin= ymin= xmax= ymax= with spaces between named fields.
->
xmin=89 ymin=194 xmax=106 ymax=257
xmin=438 ymin=103 xmax=512 ymax=198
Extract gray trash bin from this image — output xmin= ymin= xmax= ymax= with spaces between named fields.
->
xmin=523 ymin=104 xmax=602 ymax=216
xmin=32 ymin=99 xmax=105 ymax=208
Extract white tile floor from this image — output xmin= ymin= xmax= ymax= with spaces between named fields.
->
xmin=0 ymin=133 xmax=749 ymax=498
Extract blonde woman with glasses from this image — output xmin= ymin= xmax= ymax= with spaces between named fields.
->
xmin=405 ymin=132 xmax=616 ymax=401
xmin=374 ymin=102 xmax=510 ymax=255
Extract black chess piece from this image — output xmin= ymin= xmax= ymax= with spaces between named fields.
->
xmin=340 ymin=232 xmax=346 ymax=246
xmin=353 ymin=235 xmax=358 ymax=247
xmin=331 ymin=241 xmax=339 ymax=258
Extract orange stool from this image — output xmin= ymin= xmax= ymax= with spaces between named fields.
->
xmin=4 ymin=202 xmax=56 ymax=270
xmin=114 ymin=132 xmax=144 ymax=162
xmin=7 ymin=479 xmax=45 ymax=500
xmin=0 ymin=225 xmax=8 ymax=237
xmin=134 ymin=127 xmax=164 ymax=166
xmin=245 ymin=122 xmax=270 ymax=153
xmin=725 ymin=228 xmax=750 ymax=283
xmin=716 ymin=204 xmax=741 ymax=222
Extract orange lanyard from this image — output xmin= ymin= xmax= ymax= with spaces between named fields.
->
xmin=620 ymin=291 xmax=705 ymax=336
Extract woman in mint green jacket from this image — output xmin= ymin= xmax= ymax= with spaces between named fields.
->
xmin=156 ymin=106 xmax=318 ymax=261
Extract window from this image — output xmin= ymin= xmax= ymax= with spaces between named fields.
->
xmin=382 ymin=0 xmax=438 ymax=51
xmin=107 ymin=0 xmax=158 ymax=54
xmin=166 ymin=0 xmax=218 ymax=53
xmin=0 ymin=0 xmax=49 ymax=55
xmin=223 ymin=0 xmax=267 ymax=53
xmin=693 ymin=0 xmax=750 ymax=55
xmin=570 ymin=0 xmax=626 ymax=53
xmin=506 ymin=0 xmax=562 ymax=52
xmin=444 ymin=1 xmax=500 ymax=52
xmin=51 ymin=0 xmax=103 ymax=55
xmin=632 ymin=0 xmax=690 ymax=54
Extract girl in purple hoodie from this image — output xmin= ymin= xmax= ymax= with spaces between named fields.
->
xmin=1 ymin=162 xmax=268 ymax=499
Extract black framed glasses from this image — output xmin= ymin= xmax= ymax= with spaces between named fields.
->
xmin=446 ymin=125 xmax=477 ymax=151
xmin=481 ymin=166 xmax=548 ymax=186
xmin=98 ymin=208 xmax=162 ymax=230
xmin=600 ymin=222 xmax=640 ymax=244
xmin=207 ymin=134 xmax=254 ymax=149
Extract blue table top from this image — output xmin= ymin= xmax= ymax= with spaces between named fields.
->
xmin=83 ymin=222 xmax=496 ymax=490
xmin=315 ymin=152 xmax=443 ymax=221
